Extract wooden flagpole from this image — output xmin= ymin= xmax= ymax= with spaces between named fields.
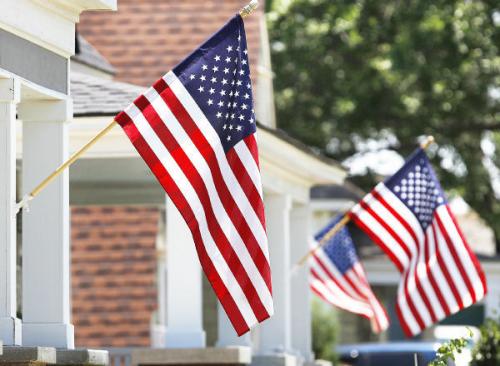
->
xmin=295 ymin=135 xmax=435 ymax=267
xmin=15 ymin=0 xmax=260 ymax=213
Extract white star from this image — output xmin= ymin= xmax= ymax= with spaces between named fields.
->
xmin=227 ymin=102 xmax=232 ymax=108
xmin=226 ymin=45 xmax=233 ymax=52
xmin=230 ymin=113 xmax=235 ymax=119
xmin=236 ymin=125 xmax=242 ymax=131
xmin=220 ymin=90 xmax=226 ymax=96
xmin=225 ymin=57 xmax=231 ymax=63
xmin=223 ymin=68 xmax=230 ymax=74
xmin=235 ymin=91 xmax=240 ymax=97
xmin=225 ymin=113 xmax=229 ymax=119
xmin=214 ymin=55 xmax=221 ymax=61
xmin=216 ymin=112 xmax=222 ymax=118
xmin=209 ymin=88 xmax=215 ymax=94
xmin=229 ymin=91 xmax=234 ymax=97
xmin=189 ymin=74 xmax=196 ymax=80
xmin=207 ymin=99 xmax=213 ymax=106
xmin=222 ymin=79 xmax=228 ymax=85
xmin=236 ymin=80 xmax=242 ymax=86
xmin=227 ymin=135 xmax=231 ymax=141
xmin=232 ymin=102 xmax=237 ymax=108
xmin=238 ymin=114 xmax=245 ymax=121
xmin=229 ymin=124 xmax=234 ymax=130
xmin=241 ymin=103 xmax=247 ymax=110
xmin=238 ymin=35 xmax=241 ymax=41
xmin=223 ymin=124 xmax=227 ymax=130
xmin=233 ymin=69 xmax=237 ymax=75
xmin=218 ymin=100 xmax=224 ymax=107
xmin=211 ymin=77 xmax=217 ymax=83
xmin=202 ymin=65 xmax=208 ymax=71
xmin=239 ymin=69 xmax=245 ymax=76
xmin=244 ymin=93 xmax=250 ymax=99
xmin=200 ymin=75 xmax=206 ymax=81
xmin=242 ymin=59 xmax=247 ymax=65
xmin=247 ymin=83 xmax=251 ymax=89
xmin=231 ymin=80 xmax=235 ymax=86
xmin=244 ymin=49 xmax=248 ymax=55
xmin=249 ymin=117 xmax=254 ymax=123
xmin=212 ymin=66 xmax=219 ymax=72
xmin=198 ymin=86 xmax=204 ymax=92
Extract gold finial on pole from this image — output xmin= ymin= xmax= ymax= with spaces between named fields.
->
xmin=420 ymin=135 xmax=435 ymax=150
xmin=240 ymin=0 xmax=259 ymax=18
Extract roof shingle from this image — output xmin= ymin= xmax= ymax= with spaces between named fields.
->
xmin=77 ymin=0 xmax=263 ymax=87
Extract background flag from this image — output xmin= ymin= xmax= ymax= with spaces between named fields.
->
xmin=349 ymin=148 xmax=487 ymax=337
xmin=309 ymin=216 xmax=389 ymax=333
xmin=115 ymin=14 xmax=272 ymax=335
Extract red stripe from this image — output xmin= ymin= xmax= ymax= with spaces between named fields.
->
xmin=435 ymin=210 xmax=477 ymax=303
xmin=395 ymin=297 xmax=414 ymax=337
xmin=310 ymin=269 xmax=371 ymax=319
xmin=444 ymin=205 xmax=487 ymax=296
xmin=153 ymin=81 xmax=272 ymax=294
xmin=244 ymin=134 xmax=260 ymax=168
xmin=117 ymin=112 xmax=250 ymax=335
xmin=227 ymin=139 xmax=266 ymax=228
xmin=349 ymin=211 xmax=404 ymax=272
xmin=312 ymin=253 xmax=364 ymax=303
xmin=134 ymin=95 xmax=270 ymax=321
xmin=352 ymin=202 xmax=426 ymax=332
xmin=367 ymin=193 xmax=438 ymax=323
xmin=423 ymin=226 xmax=450 ymax=315
xmin=431 ymin=221 xmax=463 ymax=309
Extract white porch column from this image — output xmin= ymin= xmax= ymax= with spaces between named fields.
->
xmin=0 ymin=77 xmax=22 ymax=345
xmin=290 ymin=204 xmax=314 ymax=361
xmin=164 ymin=198 xmax=206 ymax=348
xmin=258 ymin=194 xmax=292 ymax=354
xmin=19 ymin=100 xmax=74 ymax=348
xmin=216 ymin=302 xmax=251 ymax=347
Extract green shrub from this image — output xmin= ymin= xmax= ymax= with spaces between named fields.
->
xmin=311 ymin=299 xmax=338 ymax=362
xmin=472 ymin=318 xmax=500 ymax=365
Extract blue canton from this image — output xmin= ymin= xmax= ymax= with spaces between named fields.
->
xmin=173 ymin=15 xmax=256 ymax=152
xmin=315 ymin=216 xmax=359 ymax=275
xmin=385 ymin=148 xmax=447 ymax=230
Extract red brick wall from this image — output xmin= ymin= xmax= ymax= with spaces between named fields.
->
xmin=71 ymin=206 xmax=159 ymax=347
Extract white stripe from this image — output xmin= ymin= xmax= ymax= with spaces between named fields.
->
xmin=426 ymin=223 xmax=459 ymax=314
xmin=233 ymin=140 xmax=263 ymax=198
xmin=433 ymin=218 xmax=473 ymax=308
xmin=123 ymin=103 xmax=258 ymax=328
xmin=395 ymin=272 xmax=421 ymax=335
xmin=436 ymin=206 xmax=486 ymax=300
xmin=351 ymin=201 xmax=409 ymax=269
xmin=164 ymin=71 xmax=270 ymax=260
xmin=143 ymin=88 xmax=274 ymax=316
xmin=310 ymin=260 xmax=374 ymax=317
xmin=349 ymin=264 xmax=389 ymax=330
xmin=315 ymin=249 xmax=367 ymax=302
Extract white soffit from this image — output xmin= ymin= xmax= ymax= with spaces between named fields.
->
xmin=0 ymin=0 xmax=116 ymax=58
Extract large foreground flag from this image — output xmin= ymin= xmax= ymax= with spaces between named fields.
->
xmin=309 ymin=216 xmax=389 ymax=333
xmin=115 ymin=15 xmax=272 ymax=335
xmin=349 ymin=148 xmax=487 ymax=337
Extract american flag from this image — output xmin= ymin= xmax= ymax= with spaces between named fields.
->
xmin=115 ymin=15 xmax=272 ymax=335
xmin=309 ymin=216 xmax=389 ymax=333
xmin=349 ymin=148 xmax=487 ymax=337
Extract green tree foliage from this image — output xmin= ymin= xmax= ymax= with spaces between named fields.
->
xmin=472 ymin=318 xmax=500 ymax=365
xmin=430 ymin=332 xmax=471 ymax=366
xmin=268 ymin=1 xmax=500 ymax=248
xmin=311 ymin=299 xmax=338 ymax=362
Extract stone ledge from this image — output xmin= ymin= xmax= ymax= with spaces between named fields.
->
xmin=56 ymin=349 xmax=108 ymax=366
xmin=0 ymin=346 xmax=56 ymax=365
xmin=251 ymin=354 xmax=299 ymax=366
xmin=131 ymin=347 xmax=251 ymax=366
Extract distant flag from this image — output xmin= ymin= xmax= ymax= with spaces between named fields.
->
xmin=349 ymin=148 xmax=487 ymax=337
xmin=114 ymin=14 xmax=272 ymax=335
xmin=309 ymin=216 xmax=390 ymax=333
